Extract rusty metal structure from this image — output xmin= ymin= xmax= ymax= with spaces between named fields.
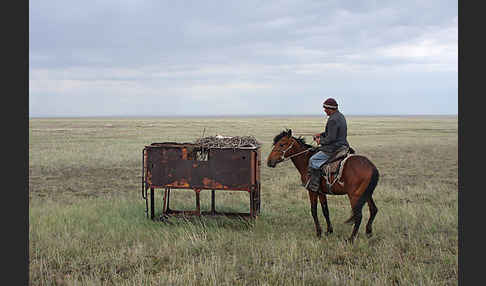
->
xmin=142 ymin=142 xmax=261 ymax=219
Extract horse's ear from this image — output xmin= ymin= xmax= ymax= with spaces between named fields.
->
xmin=288 ymin=129 xmax=292 ymax=137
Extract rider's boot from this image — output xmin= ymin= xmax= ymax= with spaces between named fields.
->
xmin=304 ymin=167 xmax=322 ymax=193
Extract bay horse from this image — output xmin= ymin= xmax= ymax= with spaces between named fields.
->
xmin=266 ymin=129 xmax=380 ymax=242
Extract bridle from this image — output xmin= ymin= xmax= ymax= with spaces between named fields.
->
xmin=277 ymin=137 xmax=314 ymax=163
xmin=278 ymin=139 xmax=295 ymax=161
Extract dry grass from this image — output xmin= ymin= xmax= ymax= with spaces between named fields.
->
xmin=29 ymin=115 xmax=458 ymax=285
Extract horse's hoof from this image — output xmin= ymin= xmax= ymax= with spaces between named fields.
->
xmin=344 ymin=218 xmax=355 ymax=225
xmin=365 ymin=232 xmax=373 ymax=238
xmin=325 ymin=230 xmax=333 ymax=236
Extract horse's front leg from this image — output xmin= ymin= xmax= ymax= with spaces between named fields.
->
xmin=308 ymin=191 xmax=322 ymax=237
xmin=318 ymin=194 xmax=333 ymax=235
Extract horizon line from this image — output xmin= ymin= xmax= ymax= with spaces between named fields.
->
xmin=29 ymin=113 xmax=458 ymax=119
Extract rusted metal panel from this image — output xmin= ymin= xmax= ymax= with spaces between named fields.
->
xmin=142 ymin=142 xmax=261 ymax=219
xmin=145 ymin=143 xmax=256 ymax=190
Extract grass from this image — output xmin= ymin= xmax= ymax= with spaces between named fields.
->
xmin=29 ymin=115 xmax=458 ymax=285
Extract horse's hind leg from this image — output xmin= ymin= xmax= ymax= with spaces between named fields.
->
xmin=365 ymin=197 xmax=378 ymax=237
xmin=308 ymin=191 xmax=322 ymax=237
xmin=345 ymin=186 xmax=366 ymax=242
xmin=318 ymin=194 xmax=333 ymax=235
xmin=348 ymin=207 xmax=362 ymax=242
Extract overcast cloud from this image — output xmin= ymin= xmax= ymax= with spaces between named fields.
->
xmin=29 ymin=0 xmax=457 ymax=117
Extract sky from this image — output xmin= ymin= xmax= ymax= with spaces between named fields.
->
xmin=29 ymin=0 xmax=458 ymax=117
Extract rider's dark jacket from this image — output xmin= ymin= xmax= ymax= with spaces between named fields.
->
xmin=318 ymin=110 xmax=349 ymax=155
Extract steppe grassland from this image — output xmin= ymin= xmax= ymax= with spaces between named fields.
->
xmin=29 ymin=115 xmax=458 ymax=285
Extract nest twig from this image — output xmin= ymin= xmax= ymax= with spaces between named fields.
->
xmin=194 ymin=135 xmax=261 ymax=149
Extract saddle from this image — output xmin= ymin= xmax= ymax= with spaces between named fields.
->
xmin=320 ymin=146 xmax=355 ymax=193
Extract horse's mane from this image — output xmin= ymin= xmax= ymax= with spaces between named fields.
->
xmin=273 ymin=129 xmax=315 ymax=149
xmin=295 ymin=136 xmax=314 ymax=149
xmin=272 ymin=129 xmax=292 ymax=145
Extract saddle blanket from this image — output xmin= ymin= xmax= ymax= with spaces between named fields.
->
xmin=320 ymin=147 xmax=356 ymax=192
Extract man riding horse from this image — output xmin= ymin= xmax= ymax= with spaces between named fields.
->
xmin=305 ymin=98 xmax=349 ymax=193
xmin=267 ymin=100 xmax=379 ymax=241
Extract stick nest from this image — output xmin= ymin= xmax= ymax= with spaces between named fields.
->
xmin=194 ymin=135 xmax=261 ymax=148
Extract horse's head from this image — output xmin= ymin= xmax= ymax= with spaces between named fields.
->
xmin=267 ymin=129 xmax=297 ymax=168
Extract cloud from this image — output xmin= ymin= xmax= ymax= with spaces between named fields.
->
xmin=29 ymin=0 xmax=458 ymax=116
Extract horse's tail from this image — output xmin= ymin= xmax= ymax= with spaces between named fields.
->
xmin=345 ymin=166 xmax=380 ymax=224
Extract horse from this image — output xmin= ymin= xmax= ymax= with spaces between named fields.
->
xmin=266 ymin=129 xmax=380 ymax=242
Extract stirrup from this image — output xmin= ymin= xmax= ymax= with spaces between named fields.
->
xmin=326 ymin=181 xmax=333 ymax=194
xmin=303 ymin=179 xmax=310 ymax=189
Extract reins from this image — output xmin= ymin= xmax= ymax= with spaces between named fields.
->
xmin=282 ymin=148 xmax=314 ymax=162
xmin=280 ymin=138 xmax=315 ymax=162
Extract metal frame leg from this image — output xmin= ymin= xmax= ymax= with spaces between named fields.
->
xmin=211 ymin=190 xmax=216 ymax=215
xmin=195 ymin=189 xmax=201 ymax=216
xmin=162 ymin=188 xmax=168 ymax=215
xmin=150 ymin=187 xmax=155 ymax=220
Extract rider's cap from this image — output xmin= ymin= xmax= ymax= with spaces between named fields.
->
xmin=323 ymin=98 xmax=338 ymax=109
